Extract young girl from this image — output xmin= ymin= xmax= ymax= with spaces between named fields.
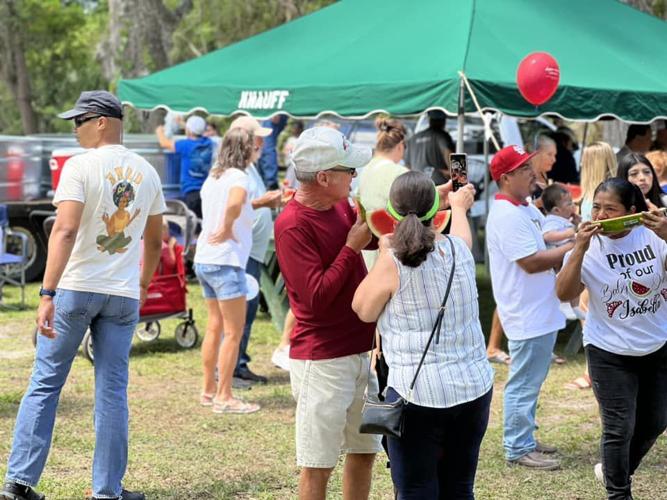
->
xmin=617 ymin=152 xmax=667 ymax=209
xmin=557 ymin=178 xmax=667 ymax=498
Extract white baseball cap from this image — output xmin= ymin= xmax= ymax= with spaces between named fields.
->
xmin=229 ymin=116 xmax=272 ymax=137
xmin=292 ymin=127 xmax=371 ymax=173
xmin=185 ymin=115 xmax=206 ymax=136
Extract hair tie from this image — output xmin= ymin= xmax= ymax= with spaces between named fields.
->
xmin=387 ymin=184 xmax=440 ymax=222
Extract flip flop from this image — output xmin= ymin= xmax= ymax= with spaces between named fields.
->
xmin=212 ymin=398 xmax=261 ymax=414
xmin=564 ymin=375 xmax=591 ymax=390
xmin=488 ymin=351 xmax=511 ymax=365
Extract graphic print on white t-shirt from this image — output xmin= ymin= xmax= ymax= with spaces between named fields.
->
xmin=590 ymin=230 xmax=665 ymax=321
xmin=54 ymin=145 xmax=166 ymax=299
xmin=96 ymin=169 xmax=144 ymax=255
xmin=567 ymin=226 xmax=667 ymax=355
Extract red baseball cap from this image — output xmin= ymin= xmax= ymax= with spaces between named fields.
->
xmin=490 ymin=145 xmax=537 ymax=182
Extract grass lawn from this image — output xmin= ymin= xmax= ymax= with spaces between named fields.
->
xmin=0 ymin=277 xmax=665 ymax=500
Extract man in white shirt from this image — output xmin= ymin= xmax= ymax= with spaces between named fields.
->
xmin=228 ymin=116 xmax=282 ymax=384
xmin=486 ymin=146 xmax=572 ymax=470
xmin=1 ymin=91 xmax=166 ymax=500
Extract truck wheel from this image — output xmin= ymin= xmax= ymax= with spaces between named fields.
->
xmin=8 ymin=225 xmax=46 ymax=282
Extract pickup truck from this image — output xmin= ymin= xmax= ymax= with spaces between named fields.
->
xmin=0 ymin=134 xmax=174 ymax=281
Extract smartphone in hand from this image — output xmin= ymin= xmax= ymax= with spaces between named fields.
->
xmin=449 ymin=153 xmax=468 ymax=191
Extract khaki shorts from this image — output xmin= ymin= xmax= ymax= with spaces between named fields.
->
xmin=290 ymin=353 xmax=383 ymax=468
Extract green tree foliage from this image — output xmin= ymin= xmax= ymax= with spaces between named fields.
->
xmin=169 ymin=0 xmax=335 ymax=65
xmin=0 ymin=0 xmax=107 ymax=134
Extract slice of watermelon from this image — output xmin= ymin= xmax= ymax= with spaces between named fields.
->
xmin=630 ymin=281 xmax=651 ymax=297
xmin=433 ymin=210 xmax=452 ymax=233
xmin=367 ymin=209 xmax=397 ymax=237
xmin=366 ymin=208 xmax=452 ymax=238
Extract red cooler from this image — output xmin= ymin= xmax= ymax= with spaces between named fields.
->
xmin=49 ymin=147 xmax=86 ymax=191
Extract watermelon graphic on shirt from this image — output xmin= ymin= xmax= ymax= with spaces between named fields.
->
xmin=605 ymin=301 xmax=623 ymax=318
xmin=628 ymin=280 xmax=651 ymax=299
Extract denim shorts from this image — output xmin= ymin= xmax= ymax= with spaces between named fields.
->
xmin=194 ymin=263 xmax=247 ymax=300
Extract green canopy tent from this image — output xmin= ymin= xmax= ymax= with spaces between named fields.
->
xmin=119 ymin=0 xmax=667 ymax=124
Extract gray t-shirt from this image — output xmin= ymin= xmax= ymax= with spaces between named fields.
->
xmin=247 ymin=164 xmax=273 ymax=263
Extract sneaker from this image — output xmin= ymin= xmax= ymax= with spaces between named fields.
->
xmin=89 ymin=489 xmax=145 ymax=500
xmin=271 ymin=345 xmax=290 ymax=371
xmin=508 ymin=451 xmax=560 ymax=470
xmin=535 ymin=441 xmax=558 ymax=454
xmin=232 ymin=377 xmax=252 ymax=390
xmin=594 ymin=463 xmax=604 ymax=484
xmin=1 ymin=481 xmax=45 ymax=500
xmin=234 ymin=367 xmax=268 ymax=384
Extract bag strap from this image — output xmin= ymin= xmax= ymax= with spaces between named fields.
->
xmin=407 ymin=236 xmax=456 ymax=396
xmin=365 ymin=236 xmax=456 ymax=401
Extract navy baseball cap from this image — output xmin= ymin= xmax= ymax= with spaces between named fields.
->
xmin=58 ymin=90 xmax=123 ymax=120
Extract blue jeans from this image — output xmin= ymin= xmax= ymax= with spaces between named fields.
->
xmin=503 ymin=332 xmax=557 ymax=461
xmin=5 ymin=289 xmax=139 ymax=498
xmin=236 ymin=257 xmax=261 ymax=372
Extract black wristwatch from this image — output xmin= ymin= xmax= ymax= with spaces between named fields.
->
xmin=39 ymin=287 xmax=56 ymax=298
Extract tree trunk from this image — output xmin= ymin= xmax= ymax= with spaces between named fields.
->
xmin=0 ymin=0 xmax=39 ymax=134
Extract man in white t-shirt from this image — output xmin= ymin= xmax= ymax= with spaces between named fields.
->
xmin=2 ymin=91 xmax=166 ymax=500
xmin=486 ymin=145 xmax=572 ymax=471
xmin=228 ymin=116 xmax=283 ymax=384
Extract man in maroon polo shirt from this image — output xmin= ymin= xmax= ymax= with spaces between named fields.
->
xmin=274 ymin=127 xmax=382 ymax=500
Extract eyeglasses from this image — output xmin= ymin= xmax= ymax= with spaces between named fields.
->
xmin=74 ymin=114 xmax=101 ymax=128
xmin=327 ymin=167 xmax=357 ymax=177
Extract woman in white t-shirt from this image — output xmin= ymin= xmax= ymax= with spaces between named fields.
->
xmin=194 ymin=128 xmax=260 ymax=414
xmin=557 ymin=178 xmax=667 ymax=497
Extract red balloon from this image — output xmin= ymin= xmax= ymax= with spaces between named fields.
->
xmin=516 ymin=52 xmax=560 ymax=106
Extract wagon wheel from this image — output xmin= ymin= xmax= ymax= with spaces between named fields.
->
xmin=175 ymin=322 xmax=198 ymax=349
xmin=82 ymin=329 xmax=94 ymax=364
xmin=135 ymin=321 xmax=161 ymax=342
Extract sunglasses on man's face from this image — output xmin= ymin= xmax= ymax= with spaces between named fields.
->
xmin=327 ymin=167 xmax=357 ymax=177
xmin=74 ymin=114 xmax=101 ymax=128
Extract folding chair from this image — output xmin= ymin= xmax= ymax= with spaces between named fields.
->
xmin=0 ymin=204 xmax=28 ymax=308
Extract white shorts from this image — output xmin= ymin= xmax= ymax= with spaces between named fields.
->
xmin=290 ymin=353 xmax=383 ymax=468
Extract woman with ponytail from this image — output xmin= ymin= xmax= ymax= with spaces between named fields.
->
xmin=557 ymin=178 xmax=667 ymax=497
xmin=353 ymin=171 xmax=493 ymax=499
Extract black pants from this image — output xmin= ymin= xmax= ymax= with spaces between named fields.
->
xmin=586 ymin=342 xmax=667 ymax=500
xmin=183 ymin=190 xmax=202 ymax=219
xmin=386 ymin=388 xmax=492 ymax=500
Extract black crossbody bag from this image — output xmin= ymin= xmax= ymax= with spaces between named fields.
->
xmin=359 ymin=236 xmax=456 ymax=439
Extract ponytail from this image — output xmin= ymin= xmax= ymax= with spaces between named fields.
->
xmin=392 ymin=214 xmax=436 ymax=267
